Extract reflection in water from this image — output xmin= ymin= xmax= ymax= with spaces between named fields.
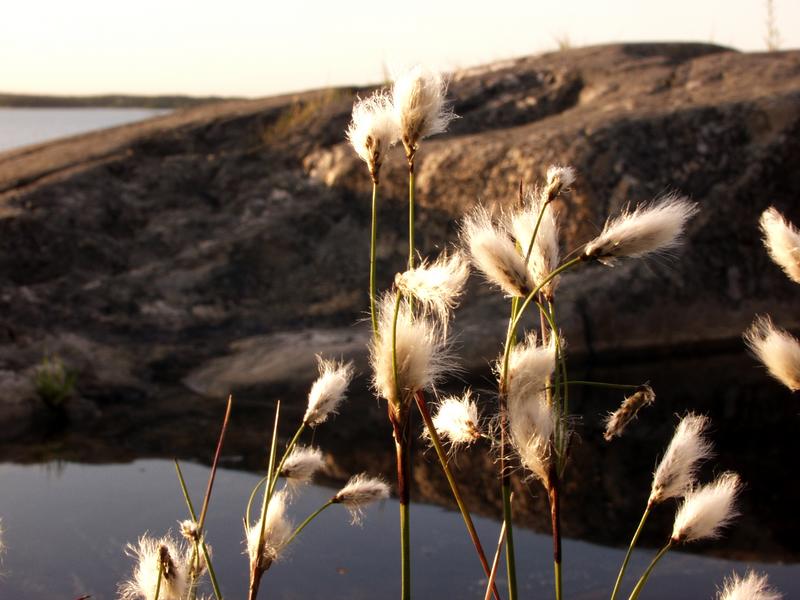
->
xmin=0 ymin=351 xmax=798 ymax=598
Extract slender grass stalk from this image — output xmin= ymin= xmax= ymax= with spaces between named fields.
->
xmin=284 ymin=500 xmax=334 ymax=547
xmin=249 ymin=401 xmax=281 ymax=600
xmin=557 ymin=381 xmax=641 ymax=391
xmin=153 ymin=558 xmax=164 ymax=600
xmin=174 ymin=460 xmax=224 ymax=600
xmin=611 ymin=504 xmax=652 ymax=600
xmin=266 ymin=422 xmax=307 ymax=502
xmin=523 ymin=196 xmax=551 ymax=266
xmin=627 ymin=541 xmax=672 ymax=600
xmin=414 ymin=391 xmax=500 ymax=600
xmin=484 ymin=521 xmax=507 ymax=600
xmin=245 ymin=475 xmax=269 ymax=525
xmin=369 ymin=181 xmax=379 ymax=337
xmin=408 ymin=161 xmax=415 ymax=270
xmin=390 ymin=414 xmax=412 ymax=600
xmin=198 ymin=395 xmax=232 ymax=531
xmin=547 ymin=466 xmax=563 ymax=600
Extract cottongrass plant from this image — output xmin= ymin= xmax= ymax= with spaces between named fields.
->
xmin=717 ymin=571 xmax=783 ymax=600
xmin=627 ymin=472 xmax=741 ymax=600
xmin=610 ymin=413 xmax=713 ymax=600
xmin=459 ymin=173 xmax=699 ymax=600
xmin=759 ymin=206 xmax=800 ymax=284
xmin=603 ymin=384 xmax=655 ymax=441
xmin=429 ymin=390 xmax=483 ymax=448
xmin=119 ymin=534 xmax=194 ymax=600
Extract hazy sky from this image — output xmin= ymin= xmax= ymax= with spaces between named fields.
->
xmin=2 ymin=0 xmax=798 ymax=97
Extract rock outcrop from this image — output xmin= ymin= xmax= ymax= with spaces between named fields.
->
xmin=0 ymin=43 xmax=799 ymax=411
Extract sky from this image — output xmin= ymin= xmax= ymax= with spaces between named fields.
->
xmin=2 ymin=0 xmax=798 ymax=98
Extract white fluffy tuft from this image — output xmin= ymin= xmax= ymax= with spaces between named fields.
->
xmin=304 ymin=356 xmax=354 ymax=426
xmin=462 ymin=206 xmax=534 ymax=297
xmin=119 ymin=534 xmax=190 ymax=600
xmin=583 ymin=194 xmax=699 ymax=265
xmin=649 ymin=413 xmax=713 ymax=504
xmin=744 ymin=315 xmax=800 ymax=392
xmin=370 ymin=293 xmax=451 ymax=408
xmin=346 ymin=90 xmax=399 ymax=181
xmin=717 ymin=571 xmax=782 ymax=600
xmin=333 ymin=473 xmax=390 ymax=525
xmin=509 ymin=192 xmax=561 ymax=296
xmin=392 ymin=66 xmax=455 ymax=157
xmin=395 ymin=250 xmax=470 ymax=328
xmin=671 ymin=472 xmax=741 ymax=543
xmin=280 ymin=446 xmax=325 ymax=488
xmin=759 ymin=207 xmax=800 ymax=284
xmin=430 ymin=390 xmax=482 ymax=447
xmin=245 ymin=490 xmax=293 ymax=571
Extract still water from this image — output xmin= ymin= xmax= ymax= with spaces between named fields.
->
xmin=1 ymin=459 xmax=797 ymax=600
xmin=0 ymin=108 xmax=169 ymax=153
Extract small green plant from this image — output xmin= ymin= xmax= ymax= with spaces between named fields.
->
xmin=34 ymin=355 xmax=76 ymax=409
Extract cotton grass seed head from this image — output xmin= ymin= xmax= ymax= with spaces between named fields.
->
xmin=346 ymin=90 xmax=399 ymax=183
xmin=462 ymin=206 xmax=534 ymax=298
xmin=503 ymin=332 xmax=557 ymax=404
xmin=759 ymin=207 xmax=800 ymax=284
xmin=509 ymin=193 xmax=561 ymax=296
xmin=744 ymin=316 xmax=800 ymax=392
xmin=245 ymin=490 xmax=293 ymax=571
xmin=304 ymin=356 xmax=354 ymax=426
xmin=371 ymin=293 xmax=451 ymax=410
xmin=583 ymin=194 xmax=699 ymax=265
xmin=395 ymin=250 xmax=470 ymax=327
xmin=671 ymin=472 xmax=741 ymax=544
xmin=119 ymin=534 xmax=189 ymax=600
xmin=430 ymin=389 xmax=482 ymax=447
xmin=508 ymin=389 xmax=556 ymax=484
xmin=392 ymin=65 xmax=455 ymax=160
xmin=333 ymin=473 xmax=390 ymax=525
xmin=717 ymin=571 xmax=782 ymax=600
xmin=280 ymin=446 xmax=325 ymax=488
xmin=544 ymin=165 xmax=576 ymax=201
xmin=603 ymin=384 xmax=655 ymax=441
xmin=649 ymin=413 xmax=713 ymax=505
xmin=179 ymin=519 xmax=199 ymax=542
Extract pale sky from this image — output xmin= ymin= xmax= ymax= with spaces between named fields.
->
xmin=2 ymin=0 xmax=798 ymax=98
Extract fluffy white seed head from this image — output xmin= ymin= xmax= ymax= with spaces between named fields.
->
xmin=304 ymin=356 xmax=355 ymax=426
xmin=544 ymin=165 xmax=576 ymax=201
xmin=333 ymin=473 xmax=390 ymax=524
xmin=392 ymin=66 xmax=455 ymax=159
xmin=509 ymin=194 xmax=561 ymax=297
xmin=346 ymin=90 xmax=399 ymax=183
xmin=430 ymin=390 xmax=482 ymax=447
xmin=462 ymin=207 xmax=534 ymax=297
xmin=280 ymin=446 xmax=325 ymax=488
xmin=744 ymin=316 xmax=800 ymax=392
xmin=649 ymin=413 xmax=713 ymax=505
xmin=508 ymin=389 xmax=556 ymax=484
xmin=119 ymin=535 xmax=189 ymax=600
xmin=671 ymin=472 xmax=741 ymax=544
xmin=503 ymin=332 xmax=557 ymax=405
xmin=370 ymin=293 xmax=451 ymax=410
xmin=759 ymin=207 xmax=800 ymax=284
xmin=583 ymin=195 xmax=699 ymax=265
xmin=717 ymin=571 xmax=782 ymax=600
xmin=603 ymin=384 xmax=656 ymax=441
xmin=245 ymin=490 xmax=293 ymax=571
xmin=395 ymin=251 xmax=470 ymax=328
xmin=179 ymin=519 xmax=199 ymax=542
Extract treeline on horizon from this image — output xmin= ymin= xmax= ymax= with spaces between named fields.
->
xmin=0 ymin=92 xmax=240 ymax=109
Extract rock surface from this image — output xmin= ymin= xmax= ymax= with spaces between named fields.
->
xmin=0 ymin=43 xmax=799 ymax=409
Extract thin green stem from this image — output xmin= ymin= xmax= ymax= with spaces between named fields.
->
xmin=391 ymin=290 xmax=403 ymax=408
xmin=153 ymin=558 xmax=164 ymax=600
xmin=266 ymin=421 xmax=307 ymax=502
xmin=174 ymin=460 xmax=223 ymax=600
xmin=414 ymin=391 xmax=500 ymax=600
xmin=400 ymin=498 xmax=410 ymax=600
xmin=611 ymin=504 xmax=652 ymax=600
xmin=408 ymin=162 xmax=415 ymax=270
xmin=557 ymin=381 xmax=641 ymax=391
xmin=484 ymin=521 xmax=507 ymax=600
xmin=245 ymin=475 xmax=269 ymax=525
xmin=369 ymin=181 xmax=379 ymax=338
xmin=523 ymin=196 xmax=551 ymax=266
xmin=255 ymin=402 xmax=281 ymax=569
xmin=285 ymin=500 xmax=334 ymax=547
xmin=628 ymin=541 xmax=672 ymax=600
xmin=502 ymin=481 xmax=517 ymax=600
xmin=554 ymin=559 xmax=562 ymax=600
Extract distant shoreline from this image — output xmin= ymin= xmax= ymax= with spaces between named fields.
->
xmin=0 ymin=93 xmax=239 ymax=109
